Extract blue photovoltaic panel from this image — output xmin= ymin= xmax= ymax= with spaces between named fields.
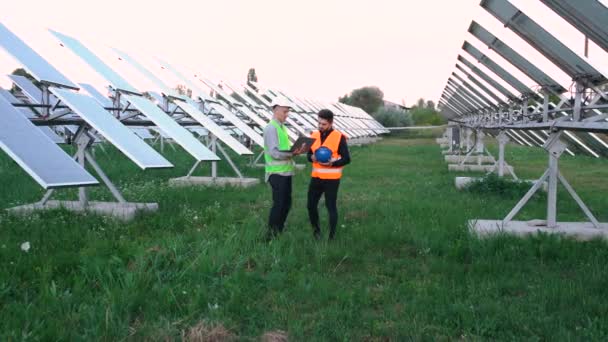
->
xmin=244 ymin=86 xmax=308 ymax=136
xmin=208 ymin=102 xmax=264 ymax=147
xmin=155 ymin=61 xmax=264 ymax=148
xmin=462 ymin=41 xmax=535 ymax=96
xmin=50 ymin=88 xmax=173 ymax=169
xmin=457 ymin=55 xmax=518 ymax=100
xmin=131 ymin=127 xmax=154 ymax=140
xmin=0 ymin=88 xmax=64 ymax=143
xmin=0 ymin=23 xmax=78 ymax=89
xmin=455 ymin=64 xmax=505 ymax=104
xmin=112 ymin=48 xmax=187 ymax=100
xmin=113 ymin=52 xmax=253 ymax=154
xmin=0 ymin=95 xmax=98 ymax=188
xmin=8 ymin=74 xmax=60 ymax=106
xmin=481 ymin=0 xmax=606 ymax=84
xmin=540 ymin=0 xmax=608 ymax=53
xmin=79 ymin=83 xmax=113 ymax=107
xmin=48 ymin=29 xmax=140 ymax=94
xmin=468 ymin=21 xmax=566 ymax=93
xmin=123 ymin=94 xmax=220 ymax=161
xmin=176 ymin=99 xmax=253 ymax=155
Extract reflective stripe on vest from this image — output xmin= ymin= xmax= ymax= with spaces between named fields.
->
xmin=265 ymin=120 xmax=294 ymax=173
xmin=312 ymin=168 xmax=343 ymax=174
xmin=310 ymin=129 xmax=343 ymax=180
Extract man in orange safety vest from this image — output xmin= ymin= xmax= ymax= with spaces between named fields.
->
xmin=307 ymin=109 xmax=351 ymax=240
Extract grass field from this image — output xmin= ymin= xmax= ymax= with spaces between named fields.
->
xmin=1 ymin=132 xmax=608 ymax=340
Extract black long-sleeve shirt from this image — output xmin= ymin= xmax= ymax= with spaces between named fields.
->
xmin=307 ymin=129 xmax=351 ymax=167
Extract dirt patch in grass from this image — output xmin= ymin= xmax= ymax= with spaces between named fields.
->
xmin=182 ymin=321 xmax=235 ymax=342
xmin=261 ymin=330 xmax=288 ymax=342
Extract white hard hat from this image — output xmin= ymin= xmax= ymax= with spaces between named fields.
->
xmin=270 ymin=97 xmax=293 ymax=109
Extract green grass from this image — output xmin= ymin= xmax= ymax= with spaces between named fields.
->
xmin=1 ymin=135 xmax=608 ymax=340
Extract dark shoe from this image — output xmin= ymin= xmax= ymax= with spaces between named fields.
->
xmin=313 ymin=230 xmax=321 ymax=240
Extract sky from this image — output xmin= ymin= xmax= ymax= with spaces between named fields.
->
xmin=1 ymin=0 xmax=607 ymax=106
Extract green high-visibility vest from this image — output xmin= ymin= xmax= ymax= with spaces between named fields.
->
xmin=265 ymin=120 xmax=294 ymax=173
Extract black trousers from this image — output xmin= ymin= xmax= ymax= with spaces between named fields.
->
xmin=307 ymin=177 xmax=341 ymax=238
xmin=267 ymin=174 xmax=292 ymax=235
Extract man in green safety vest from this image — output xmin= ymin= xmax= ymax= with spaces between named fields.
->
xmin=263 ymin=98 xmax=307 ymax=241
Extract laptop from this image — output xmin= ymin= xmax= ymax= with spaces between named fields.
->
xmin=280 ymin=136 xmax=316 ymax=153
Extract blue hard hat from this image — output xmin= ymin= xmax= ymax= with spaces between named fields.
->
xmin=315 ymin=146 xmax=332 ymax=163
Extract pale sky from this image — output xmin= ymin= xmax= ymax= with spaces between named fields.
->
xmin=1 ymin=0 xmax=607 ymax=106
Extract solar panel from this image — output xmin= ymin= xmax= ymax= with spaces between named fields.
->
xmin=111 ymin=48 xmax=187 ymax=100
xmin=48 ymin=30 xmax=140 ymax=94
xmin=446 ymin=87 xmax=479 ymax=111
xmin=0 ymin=88 xmax=64 ymax=143
xmin=234 ymin=103 xmax=271 ymax=129
xmin=455 ymin=64 xmax=505 ymax=104
xmin=481 ymin=0 xmax=606 ymax=85
xmin=8 ymin=74 xmax=59 ymax=106
xmin=452 ymin=73 xmax=497 ymax=108
xmin=0 ymin=95 xmax=98 ymax=188
xmin=540 ymin=0 xmax=608 ymax=53
xmin=154 ymin=62 xmax=265 ymax=147
xmin=0 ymin=23 xmax=78 ymax=89
xmin=207 ymin=102 xmax=264 ymax=147
xmin=51 ymin=88 xmax=173 ymax=169
xmin=242 ymin=86 xmax=308 ymax=136
xmin=175 ymin=99 xmax=253 ymax=155
xmin=244 ymin=84 xmax=272 ymax=106
xmin=448 ymin=78 xmax=490 ymax=108
xmin=7 ymin=75 xmax=83 ymax=137
xmin=44 ymin=38 xmax=221 ymax=161
xmin=123 ymin=94 xmax=220 ymax=161
xmin=111 ymin=51 xmax=253 ymax=155
xmin=457 ymin=55 xmax=518 ymax=101
xmin=188 ymin=127 xmax=208 ymax=136
xmin=224 ymin=82 xmax=264 ymax=108
xmin=79 ymin=83 xmax=113 ymax=107
xmin=468 ymin=21 xmax=566 ymax=93
xmin=131 ymin=127 xmax=154 ymax=140
xmin=462 ymin=41 xmax=535 ymax=97
xmin=291 ymin=96 xmax=314 ymax=112
xmin=290 ymin=112 xmax=316 ymax=130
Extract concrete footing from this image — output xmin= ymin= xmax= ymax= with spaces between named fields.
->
xmin=445 ymin=155 xmax=494 ymax=164
xmin=454 ymin=176 xmax=547 ymax=191
xmin=8 ymin=200 xmax=158 ymax=221
xmin=169 ymin=176 xmax=260 ymax=188
xmin=470 ymin=219 xmax=608 ymax=241
xmin=448 ymin=164 xmax=512 ymax=173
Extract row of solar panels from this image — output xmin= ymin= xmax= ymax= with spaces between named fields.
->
xmin=0 ymin=22 xmax=388 ymax=192
xmin=438 ymin=0 xmax=608 ymax=158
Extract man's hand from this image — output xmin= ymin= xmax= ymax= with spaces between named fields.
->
xmin=292 ymin=145 xmax=308 ymax=156
xmin=318 ymin=161 xmax=332 ymax=166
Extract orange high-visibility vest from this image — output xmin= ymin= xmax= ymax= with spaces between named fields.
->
xmin=311 ymin=130 xmax=343 ymax=180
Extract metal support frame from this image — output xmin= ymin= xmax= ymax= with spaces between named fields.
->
xmin=502 ymin=131 xmax=599 ymax=228
xmin=38 ymin=127 xmax=127 ymax=207
xmin=186 ymin=134 xmax=245 ymax=179
xmin=494 ymin=131 xmax=517 ymax=179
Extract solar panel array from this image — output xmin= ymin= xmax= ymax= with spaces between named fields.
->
xmin=0 ymin=22 xmax=387 ymax=217
xmin=437 ymin=0 xmax=608 ymax=235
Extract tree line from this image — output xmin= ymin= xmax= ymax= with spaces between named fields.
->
xmin=338 ymin=86 xmax=445 ymax=127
